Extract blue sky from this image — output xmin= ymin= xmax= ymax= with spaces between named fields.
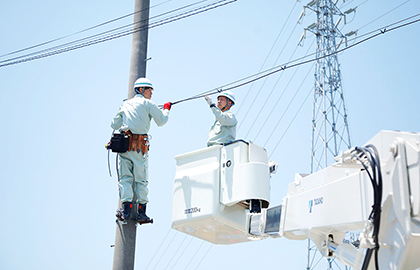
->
xmin=1 ymin=0 xmax=419 ymax=269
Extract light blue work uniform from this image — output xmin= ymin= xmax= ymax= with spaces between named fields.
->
xmin=111 ymin=94 xmax=169 ymax=204
xmin=207 ymin=106 xmax=237 ymax=147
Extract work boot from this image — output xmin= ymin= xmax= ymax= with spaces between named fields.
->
xmin=136 ymin=204 xmax=152 ymax=223
xmin=250 ymin=199 xmax=261 ymax=213
xmin=116 ymin=202 xmax=133 ymax=222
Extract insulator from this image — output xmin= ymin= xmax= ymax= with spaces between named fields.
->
xmin=344 ymin=8 xmax=356 ymax=14
xmin=299 ymin=30 xmax=306 ymax=46
xmin=307 ymin=22 xmax=317 ymax=30
xmin=345 ymin=30 xmax=357 ymax=37
xmin=298 ymin=7 xmax=306 ymax=24
xmin=307 ymin=0 xmax=318 ymax=7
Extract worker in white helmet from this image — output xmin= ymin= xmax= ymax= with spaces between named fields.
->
xmin=205 ymin=90 xmax=237 ymax=147
xmin=111 ymin=77 xmax=172 ymax=224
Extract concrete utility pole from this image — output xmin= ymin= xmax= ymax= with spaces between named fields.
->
xmin=127 ymin=0 xmax=150 ymax=99
xmin=112 ymin=1 xmax=150 ymax=270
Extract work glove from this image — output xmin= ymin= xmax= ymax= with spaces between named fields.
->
xmin=163 ymin=102 xmax=172 ymax=110
xmin=204 ymin=96 xmax=215 ymax=107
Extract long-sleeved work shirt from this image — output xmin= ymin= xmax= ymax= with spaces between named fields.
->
xmin=111 ymin=94 xmax=169 ymax=134
xmin=207 ymin=106 xmax=237 ymax=147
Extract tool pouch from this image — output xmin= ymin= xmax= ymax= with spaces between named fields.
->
xmin=127 ymin=131 xmax=149 ymax=155
xmin=106 ymin=132 xmax=130 ymax=153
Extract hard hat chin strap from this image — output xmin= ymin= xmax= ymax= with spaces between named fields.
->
xmin=135 ymin=87 xmax=145 ymax=96
xmin=220 ymin=102 xmax=232 ymax=112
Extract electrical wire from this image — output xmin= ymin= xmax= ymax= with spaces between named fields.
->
xmin=268 ymin=86 xmax=313 ymax=159
xmin=252 ymin=38 xmax=315 ymax=142
xmin=164 ymin=234 xmax=189 ymax=270
xmin=240 ymin=21 xmax=301 ymax=135
xmin=161 ymin=14 xmax=420 ymax=110
xmin=152 ymin=231 xmax=179 ymax=270
xmin=0 ymin=0 xmax=237 ymax=68
xmin=235 ymin=0 xmax=299 ymax=116
xmin=170 ymin=237 xmax=194 ymax=270
xmin=145 ymin=228 xmax=173 ymax=270
xmin=262 ymin=62 xmax=314 ymax=147
xmin=1 ymin=0 xmax=232 ymax=65
xmin=0 ymin=0 xmax=174 ymax=59
xmin=359 ymin=0 xmax=412 ymax=30
xmin=1 ymin=0 xmax=202 ymax=63
xmin=184 ymin=240 xmax=205 ymax=269
xmin=194 ymin=243 xmax=213 ymax=269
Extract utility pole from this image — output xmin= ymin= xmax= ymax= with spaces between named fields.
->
xmin=112 ymin=1 xmax=150 ymax=270
xmin=298 ymin=0 xmax=356 ymax=269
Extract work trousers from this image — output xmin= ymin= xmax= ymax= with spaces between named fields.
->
xmin=118 ymin=151 xmax=149 ymax=204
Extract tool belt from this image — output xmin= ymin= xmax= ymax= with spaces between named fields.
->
xmin=125 ymin=130 xmax=149 ymax=155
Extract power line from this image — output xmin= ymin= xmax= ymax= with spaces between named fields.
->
xmin=0 ymin=0 xmax=237 ymax=68
xmin=268 ymin=86 xmax=313 ymax=159
xmin=165 ymin=13 xmax=420 ymax=108
xmin=242 ymin=44 xmax=299 ymax=138
xmin=164 ymin=234 xmax=189 ymax=269
xmin=262 ymin=62 xmax=314 ymax=147
xmin=185 ymin=240 xmax=205 ymax=269
xmin=0 ymin=0 xmax=174 ymax=59
xmin=194 ymin=243 xmax=213 ymax=269
xmin=170 ymin=237 xmax=194 ymax=270
xmin=259 ymin=61 xmax=315 ymax=146
xmin=238 ymin=9 xmax=302 ymax=132
xmin=235 ymin=0 xmax=299 ymax=116
xmin=359 ymin=0 xmax=412 ymax=30
xmin=152 ymin=231 xmax=179 ymax=270
xmin=145 ymin=228 xmax=174 ymax=270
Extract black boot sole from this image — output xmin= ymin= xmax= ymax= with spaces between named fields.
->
xmin=136 ymin=218 xmax=153 ymax=225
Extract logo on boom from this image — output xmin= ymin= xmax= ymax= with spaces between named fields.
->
xmin=308 ymin=197 xmax=323 ymax=213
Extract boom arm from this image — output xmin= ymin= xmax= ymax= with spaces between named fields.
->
xmin=248 ymin=131 xmax=420 ymax=270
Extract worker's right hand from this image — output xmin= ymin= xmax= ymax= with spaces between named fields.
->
xmin=204 ymin=96 xmax=213 ymax=106
xmin=164 ymin=102 xmax=172 ymax=110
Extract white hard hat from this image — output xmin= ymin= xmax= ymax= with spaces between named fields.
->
xmin=218 ymin=90 xmax=235 ymax=105
xmin=133 ymin=78 xmax=153 ymax=90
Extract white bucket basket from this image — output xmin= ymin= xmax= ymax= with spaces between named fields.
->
xmin=171 ymin=140 xmax=271 ymax=244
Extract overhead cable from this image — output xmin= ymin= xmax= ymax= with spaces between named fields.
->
xmin=169 ymin=237 xmax=194 ymax=270
xmin=238 ymin=12 xmax=302 ymax=132
xmin=260 ymin=62 xmax=315 ymax=146
xmin=145 ymin=228 xmax=172 ymax=270
xmin=358 ymin=0 xmax=412 ymax=30
xmin=0 ymin=0 xmax=174 ymax=59
xmin=194 ymin=243 xmax=213 ymax=269
xmin=164 ymin=234 xmax=189 ymax=270
xmin=268 ymin=87 xmax=313 ymax=159
xmin=236 ymin=0 xmax=299 ymax=116
xmin=184 ymin=240 xmax=205 ymax=269
xmin=242 ymin=44 xmax=299 ymax=138
xmin=162 ymin=14 xmax=420 ymax=108
xmin=0 ymin=0 xmax=236 ymax=68
xmin=152 ymin=231 xmax=179 ymax=270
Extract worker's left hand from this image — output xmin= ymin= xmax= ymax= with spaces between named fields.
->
xmin=164 ymin=102 xmax=172 ymax=110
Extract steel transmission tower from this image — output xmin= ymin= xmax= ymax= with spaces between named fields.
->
xmin=300 ymin=0 xmax=353 ymax=173
xmin=298 ymin=0 xmax=355 ymax=269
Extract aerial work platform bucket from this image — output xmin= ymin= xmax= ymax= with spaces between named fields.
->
xmin=171 ymin=140 xmax=271 ymax=244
